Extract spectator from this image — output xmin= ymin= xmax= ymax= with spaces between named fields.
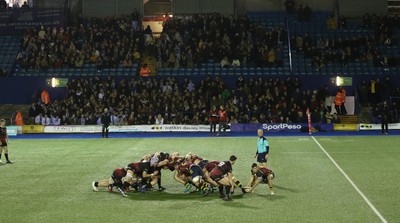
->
xmin=332 ymin=113 xmax=341 ymax=123
xmin=140 ymin=64 xmax=151 ymax=76
xmin=41 ymin=89 xmax=51 ymax=105
xmin=15 ymin=111 xmax=24 ymax=126
xmin=218 ymin=105 xmax=229 ymax=136
xmin=155 ymin=114 xmax=164 ymax=125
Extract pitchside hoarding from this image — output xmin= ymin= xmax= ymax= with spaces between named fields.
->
xmin=230 ymin=123 xmax=334 ymax=132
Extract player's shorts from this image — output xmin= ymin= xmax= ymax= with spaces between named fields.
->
xmin=257 ymin=152 xmax=268 ymax=163
xmin=0 ymin=139 xmax=7 ymax=147
xmin=190 ymin=165 xmax=203 ymax=179
xmin=198 ymin=160 xmax=208 ymax=169
xmin=210 ymin=173 xmax=225 ymax=182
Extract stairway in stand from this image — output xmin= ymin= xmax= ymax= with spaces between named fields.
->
xmin=140 ymin=51 xmax=157 ymax=76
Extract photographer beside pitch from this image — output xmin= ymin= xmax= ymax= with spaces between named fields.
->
xmin=255 ymin=129 xmax=269 ymax=167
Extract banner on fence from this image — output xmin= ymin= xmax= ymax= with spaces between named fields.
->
xmin=42 ymin=124 xmax=216 ymax=133
xmin=359 ymin=123 xmax=400 ymax=130
xmin=22 ymin=125 xmax=44 ymax=133
xmin=0 ymin=8 xmax=65 ymax=34
xmin=230 ymin=123 xmax=334 ymax=132
xmin=6 ymin=126 xmax=18 ymax=136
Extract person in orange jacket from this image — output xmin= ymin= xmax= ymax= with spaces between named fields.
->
xmin=15 ymin=111 xmax=24 ymax=126
xmin=140 ymin=64 xmax=151 ymax=77
xmin=41 ymin=89 xmax=51 ymax=105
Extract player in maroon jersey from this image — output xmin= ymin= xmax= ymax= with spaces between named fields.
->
xmin=92 ymin=168 xmax=129 ymax=197
xmin=201 ymin=160 xmax=220 ymax=187
xmin=0 ymin=119 xmax=12 ymax=164
xmin=185 ymin=152 xmax=204 ymax=165
xmin=245 ymin=163 xmax=275 ymax=195
xmin=174 ymin=160 xmax=212 ymax=195
xmin=123 ymin=161 xmax=149 ymax=193
xmin=209 ymin=155 xmax=238 ymax=201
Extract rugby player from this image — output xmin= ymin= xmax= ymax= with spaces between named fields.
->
xmin=0 ymin=119 xmax=12 ymax=164
xmin=92 ymin=167 xmax=129 ymax=197
xmin=209 ymin=155 xmax=238 ymax=201
xmin=245 ymin=163 xmax=275 ymax=195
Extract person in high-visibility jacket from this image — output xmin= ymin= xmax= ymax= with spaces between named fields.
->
xmin=41 ymin=89 xmax=51 ymax=105
xmin=15 ymin=111 xmax=24 ymax=126
xmin=334 ymin=88 xmax=345 ymax=115
xmin=140 ymin=64 xmax=151 ymax=77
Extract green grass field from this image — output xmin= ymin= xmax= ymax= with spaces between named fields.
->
xmin=1 ymin=136 xmax=399 ymax=223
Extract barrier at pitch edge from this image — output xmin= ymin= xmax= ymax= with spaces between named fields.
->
xmin=42 ymin=124 xmax=221 ymax=133
xmin=230 ymin=123 xmax=334 ymax=132
xmin=359 ymin=123 xmax=400 ymax=130
xmin=6 ymin=126 xmax=18 ymax=136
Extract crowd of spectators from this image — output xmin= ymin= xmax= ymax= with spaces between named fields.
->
xmin=154 ymin=14 xmax=287 ymax=70
xmin=291 ymin=13 xmax=400 ymax=71
xmin=16 ymin=11 xmax=143 ymax=72
xmin=25 ymin=75 xmax=400 ymax=126
xmin=27 ymin=76 xmax=347 ymax=126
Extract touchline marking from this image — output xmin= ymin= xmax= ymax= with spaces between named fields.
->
xmin=311 ymin=136 xmax=387 ymax=223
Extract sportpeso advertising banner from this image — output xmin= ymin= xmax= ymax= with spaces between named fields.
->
xmin=231 ymin=123 xmax=334 ymax=132
xmin=0 ymin=8 xmax=65 ymax=34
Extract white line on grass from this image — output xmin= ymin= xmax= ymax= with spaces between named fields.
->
xmin=311 ymin=136 xmax=388 ymax=223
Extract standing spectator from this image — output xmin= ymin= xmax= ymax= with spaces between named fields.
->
xmin=218 ymin=105 xmax=229 ymax=136
xmin=140 ymin=63 xmax=151 ymax=76
xmin=41 ymin=89 xmax=51 ymax=105
xmin=209 ymin=106 xmax=218 ymax=136
xmin=15 ymin=111 xmax=24 ymax=126
xmin=255 ymin=129 xmax=269 ymax=167
xmin=0 ymin=119 xmax=12 ymax=164
xmin=334 ymin=88 xmax=345 ymax=115
xmin=378 ymin=101 xmax=390 ymax=134
xmin=101 ymin=108 xmax=111 ymax=138
xmin=28 ymin=103 xmax=38 ymax=124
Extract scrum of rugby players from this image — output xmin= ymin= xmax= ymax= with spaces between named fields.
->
xmin=92 ymin=152 xmax=249 ymax=201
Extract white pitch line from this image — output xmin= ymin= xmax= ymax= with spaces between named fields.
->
xmin=311 ymin=136 xmax=387 ymax=223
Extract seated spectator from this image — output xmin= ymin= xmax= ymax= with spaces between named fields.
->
xmin=285 ymin=0 xmax=295 ymax=14
xmin=0 ymin=68 xmax=7 ymax=77
xmin=221 ymin=56 xmax=231 ymax=68
xmin=155 ymin=114 xmax=164 ymax=125
xmin=41 ymin=114 xmax=51 ymax=126
xmin=122 ymin=56 xmax=133 ymax=68
xmin=332 ymin=113 xmax=341 ymax=123
xmin=232 ymin=58 xmax=241 ymax=68
xmin=0 ymin=0 xmax=8 ymax=9
xmin=51 ymin=115 xmax=61 ymax=125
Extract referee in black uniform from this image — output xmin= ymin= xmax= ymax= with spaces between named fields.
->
xmin=101 ymin=108 xmax=111 ymax=138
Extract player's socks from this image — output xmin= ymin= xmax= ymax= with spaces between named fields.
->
xmin=225 ymin=185 xmax=232 ymax=196
xmin=94 ymin=182 xmax=99 ymax=187
xmin=5 ymin=154 xmax=11 ymax=163
xmin=269 ymin=186 xmax=274 ymax=195
xmin=233 ymin=179 xmax=243 ymax=189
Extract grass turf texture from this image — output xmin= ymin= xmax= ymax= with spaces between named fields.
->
xmin=1 ymin=136 xmax=399 ymax=223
